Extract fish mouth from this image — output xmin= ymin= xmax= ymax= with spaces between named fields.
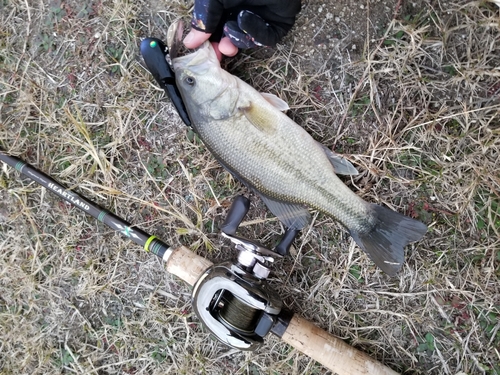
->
xmin=167 ymin=20 xmax=218 ymax=73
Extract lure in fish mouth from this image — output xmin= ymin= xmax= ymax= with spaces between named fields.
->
xmin=166 ymin=21 xmax=428 ymax=276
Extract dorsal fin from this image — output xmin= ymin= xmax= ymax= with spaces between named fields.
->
xmin=319 ymin=143 xmax=359 ymax=175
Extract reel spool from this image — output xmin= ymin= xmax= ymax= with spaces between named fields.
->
xmin=217 ymin=291 xmax=261 ymax=335
xmin=191 ymin=196 xmax=299 ymax=350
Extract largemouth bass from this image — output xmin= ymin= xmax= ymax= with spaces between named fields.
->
xmin=170 ymin=30 xmax=427 ymax=276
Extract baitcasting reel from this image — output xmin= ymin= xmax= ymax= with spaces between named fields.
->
xmin=192 ymin=196 xmax=298 ymax=350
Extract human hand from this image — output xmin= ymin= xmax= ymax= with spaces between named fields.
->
xmin=183 ymin=0 xmax=301 ymax=60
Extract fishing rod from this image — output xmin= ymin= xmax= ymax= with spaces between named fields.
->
xmin=0 ymin=149 xmax=398 ymax=374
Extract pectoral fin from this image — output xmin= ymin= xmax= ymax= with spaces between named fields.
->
xmin=260 ymin=93 xmax=290 ymax=111
xmin=239 ymin=102 xmax=278 ymax=135
xmin=319 ymin=143 xmax=359 ymax=176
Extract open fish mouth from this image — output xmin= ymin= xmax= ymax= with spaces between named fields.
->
xmin=167 ymin=20 xmax=211 ymax=59
xmin=167 ymin=20 xmax=216 ymax=73
xmin=167 ymin=20 xmax=220 ymax=74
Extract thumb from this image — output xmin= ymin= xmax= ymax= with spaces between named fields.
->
xmin=183 ymin=29 xmax=211 ymax=49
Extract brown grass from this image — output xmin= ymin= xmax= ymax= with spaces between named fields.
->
xmin=1 ymin=0 xmax=499 ymax=374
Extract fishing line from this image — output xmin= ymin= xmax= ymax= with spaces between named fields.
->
xmin=218 ymin=291 xmax=261 ymax=334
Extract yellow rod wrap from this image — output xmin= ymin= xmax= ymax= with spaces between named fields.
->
xmin=144 ymin=235 xmax=157 ymax=252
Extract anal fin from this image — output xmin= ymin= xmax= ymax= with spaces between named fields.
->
xmin=210 ymin=150 xmax=310 ymax=230
xmin=259 ymin=194 xmax=311 ymax=230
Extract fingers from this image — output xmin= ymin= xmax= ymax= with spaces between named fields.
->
xmin=237 ymin=10 xmax=281 ymax=47
xmin=218 ymin=37 xmax=238 ymax=57
xmin=183 ymin=29 xmax=211 ymax=49
xmin=211 ymin=42 xmax=223 ymax=61
xmin=183 ymin=29 xmax=236 ymax=60
xmin=185 ymin=0 xmax=301 ymax=60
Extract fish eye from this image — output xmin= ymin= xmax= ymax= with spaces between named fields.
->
xmin=184 ymin=76 xmax=195 ymax=86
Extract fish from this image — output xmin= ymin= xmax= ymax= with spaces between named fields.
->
xmin=169 ymin=23 xmax=427 ymax=276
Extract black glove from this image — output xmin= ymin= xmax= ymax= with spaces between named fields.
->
xmin=192 ymin=0 xmax=301 ymax=48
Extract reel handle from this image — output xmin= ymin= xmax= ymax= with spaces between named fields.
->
xmin=274 ymin=227 xmax=299 ymax=256
xmin=221 ymin=195 xmax=250 ymax=235
xmin=221 ymin=195 xmax=299 ymax=256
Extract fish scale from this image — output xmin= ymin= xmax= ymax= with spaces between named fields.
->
xmin=172 ymin=38 xmax=427 ymax=276
xmin=203 ymin=101 xmax=369 ymax=229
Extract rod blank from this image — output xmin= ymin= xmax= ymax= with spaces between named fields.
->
xmin=0 ymin=150 xmax=171 ymax=259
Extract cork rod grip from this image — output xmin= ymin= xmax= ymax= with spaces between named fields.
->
xmin=281 ymin=315 xmax=399 ymax=375
xmin=165 ymin=246 xmax=213 ymax=286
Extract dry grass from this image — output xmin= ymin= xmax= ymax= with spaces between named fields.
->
xmin=1 ymin=0 xmax=499 ymax=374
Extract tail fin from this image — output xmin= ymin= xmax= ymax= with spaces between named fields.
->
xmin=350 ymin=204 xmax=427 ymax=276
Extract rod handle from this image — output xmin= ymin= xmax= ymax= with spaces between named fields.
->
xmin=165 ymin=246 xmax=213 ymax=286
xmin=281 ymin=315 xmax=399 ymax=375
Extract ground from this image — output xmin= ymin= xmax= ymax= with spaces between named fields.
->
xmin=1 ymin=0 xmax=499 ymax=374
